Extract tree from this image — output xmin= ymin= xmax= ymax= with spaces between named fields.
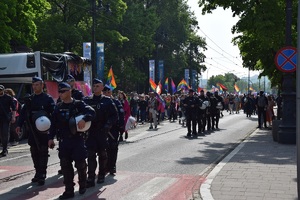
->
xmin=198 ymin=0 xmax=296 ymax=88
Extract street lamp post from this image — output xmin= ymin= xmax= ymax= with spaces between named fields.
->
xmin=90 ymin=0 xmax=110 ymax=80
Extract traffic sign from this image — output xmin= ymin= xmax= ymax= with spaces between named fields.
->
xmin=274 ymin=46 xmax=297 ymax=72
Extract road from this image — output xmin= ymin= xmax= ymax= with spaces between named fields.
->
xmin=0 ymin=111 xmax=258 ymax=200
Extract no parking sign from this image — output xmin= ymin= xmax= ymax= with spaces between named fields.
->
xmin=274 ymin=46 xmax=297 ymax=72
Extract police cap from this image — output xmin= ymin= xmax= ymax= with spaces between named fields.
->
xmin=103 ymin=84 xmax=111 ymax=92
xmin=189 ymin=89 xmax=194 ymax=93
xmin=0 ymin=85 xmax=4 ymax=90
xmin=32 ymin=77 xmax=43 ymax=83
xmin=58 ymin=82 xmax=71 ymax=91
xmin=93 ymin=78 xmax=103 ymax=85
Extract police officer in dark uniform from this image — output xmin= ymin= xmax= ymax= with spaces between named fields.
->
xmin=83 ymin=78 xmax=118 ymax=187
xmin=102 ymin=85 xmax=125 ymax=175
xmin=0 ymin=85 xmax=16 ymax=157
xmin=206 ymin=92 xmax=213 ymax=131
xmin=213 ymin=91 xmax=225 ymax=129
xmin=183 ymin=89 xmax=199 ymax=137
xmin=198 ymin=90 xmax=208 ymax=133
xmin=16 ymin=77 xmax=55 ymax=185
xmin=48 ymin=82 xmax=95 ymax=199
xmin=57 ymin=74 xmax=84 ymax=175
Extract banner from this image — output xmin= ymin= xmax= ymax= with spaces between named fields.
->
xmin=192 ymin=70 xmax=197 ymax=90
xmin=83 ymin=42 xmax=91 ymax=59
xmin=96 ymin=42 xmax=105 ymax=80
xmin=149 ymin=60 xmax=155 ymax=82
xmin=184 ymin=69 xmax=189 ymax=85
xmin=158 ymin=60 xmax=164 ymax=82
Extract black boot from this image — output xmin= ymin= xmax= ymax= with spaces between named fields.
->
xmin=59 ymin=191 xmax=74 ymax=199
xmin=0 ymin=149 xmax=8 ymax=157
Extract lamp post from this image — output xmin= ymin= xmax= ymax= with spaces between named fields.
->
xmin=90 ymin=0 xmax=111 ymax=80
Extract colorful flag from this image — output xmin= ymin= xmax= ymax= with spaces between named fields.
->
xmin=234 ymin=84 xmax=240 ymax=92
xmin=217 ymin=83 xmax=228 ymax=91
xmin=149 ymin=78 xmax=157 ymax=91
xmin=155 ymin=92 xmax=165 ymax=107
xmin=164 ymin=78 xmax=169 ymax=93
xmin=156 ymin=81 xmax=162 ymax=94
xmin=249 ymin=86 xmax=255 ymax=91
xmin=177 ymin=79 xmax=189 ymax=91
xmin=171 ymin=78 xmax=176 ymax=94
xmin=197 ymin=86 xmax=203 ymax=93
xmin=107 ymin=66 xmax=117 ymax=90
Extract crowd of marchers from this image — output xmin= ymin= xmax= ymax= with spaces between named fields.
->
xmin=0 ymin=75 xmax=279 ymax=199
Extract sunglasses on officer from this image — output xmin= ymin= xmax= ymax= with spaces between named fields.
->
xmin=58 ymin=89 xmax=69 ymax=94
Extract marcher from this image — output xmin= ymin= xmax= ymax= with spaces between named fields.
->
xmin=118 ymin=91 xmax=130 ymax=140
xmin=5 ymin=88 xmax=20 ymax=146
xmin=103 ymin=85 xmax=125 ymax=175
xmin=83 ymin=78 xmax=118 ymax=187
xmin=16 ymin=77 xmax=55 ymax=185
xmin=256 ymin=91 xmax=268 ymax=128
xmin=183 ymin=89 xmax=198 ymax=137
xmin=148 ymin=92 xmax=158 ymax=129
xmin=0 ymin=85 xmax=16 ymax=156
xmin=213 ymin=91 xmax=225 ymax=129
xmin=198 ymin=90 xmax=208 ymax=132
xmin=48 ymin=82 xmax=95 ymax=199
xmin=138 ymin=94 xmax=147 ymax=124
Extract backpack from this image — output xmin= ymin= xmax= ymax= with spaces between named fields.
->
xmin=257 ymin=96 xmax=266 ymax=107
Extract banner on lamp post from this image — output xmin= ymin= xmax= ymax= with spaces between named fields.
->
xmin=83 ymin=42 xmax=91 ymax=59
xmin=149 ymin=60 xmax=155 ymax=82
xmin=96 ymin=42 xmax=105 ymax=80
xmin=192 ymin=70 xmax=197 ymax=90
xmin=158 ymin=60 xmax=164 ymax=82
xmin=184 ymin=69 xmax=190 ymax=85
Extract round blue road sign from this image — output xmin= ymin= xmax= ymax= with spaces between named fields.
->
xmin=274 ymin=46 xmax=297 ymax=73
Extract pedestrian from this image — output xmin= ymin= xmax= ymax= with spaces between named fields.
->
xmin=183 ymin=89 xmax=199 ymax=137
xmin=256 ymin=91 xmax=268 ymax=128
xmin=266 ymin=95 xmax=275 ymax=127
xmin=138 ymin=94 xmax=147 ymax=124
xmin=118 ymin=91 xmax=130 ymax=140
xmin=102 ymin=85 xmax=125 ymax=175
xmin=83 ymin=78 xmax=118 ymax=187
xmin=4 ymin=88 xmax=20 ymax=146
xmin=198 ymin=90 xmax=208 ymax=132
xmin=148 ymin=92 xmax=158 ymax=129
xmin=48 ymin=82 xmax=95 ymax=199
xmin=0 ymin=85 xmax=17 ymax=156
xmin=16 ymin=77 xmax=55 ymax=185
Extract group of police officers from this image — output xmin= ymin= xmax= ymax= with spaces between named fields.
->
xmin=4 ymin=75 xmax=226 ymax=199
xmin=14 ymin=75 xmax=124 ymax=199
xmin=181 ymin=89 xmax=224 ymax=137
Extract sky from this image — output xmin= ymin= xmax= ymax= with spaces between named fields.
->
xmin=187 ymin=1 xmax=260 ymax=79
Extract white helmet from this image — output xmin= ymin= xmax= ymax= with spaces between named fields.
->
xmin=216 ymin=102 xmax=223 ymax=110
xmin=35 ymin=116 xmax=51 ymax=133
xmin=75 ymin=115 xmax=91 ymax=132
xmin=69 ymin=115 xmax=91 ymax=134
xmin=200 ymin=100 xmax=209 ymax=110
xmin=32 ymin=111 xmax=51 ymax=133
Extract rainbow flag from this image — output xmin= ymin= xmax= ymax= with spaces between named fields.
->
xmin=171 ymin=78 xmax=176 ymax=94
xmin=249 ymin=86 xmax=255 ymax=91
xmin=164 ymin=78 xmax=169 ymax=93
xmin=234 ymin=84 xmax=240 ymax=92
xmin=107 ymin=66 xmax=117 ymax=90
xmin=149 ymin=78 xmax=157 ymax=91
xmin=156 ymin=81 xmax=162 ymax=94
xmin=177 ymin=79 xmax=189 ymax=91
xmin=217 ymin=83 xmax=227 ymax=91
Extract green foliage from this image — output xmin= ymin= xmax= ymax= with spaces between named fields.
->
xmin=198 ymin=0 xmax=296 ymax=89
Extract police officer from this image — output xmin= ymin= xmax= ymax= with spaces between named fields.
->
xmin=57 ymin=74 xmax=84 ymax=175
xmin=205 ymin=92 xmax=213 ymax=131
xmin=48 ymin=82 xmax=95 ymax=199
xmin=213 ymin=91 xmax=225 ymax=129
xmin=57 ymin=74 xmax=84 ymax=103
xmin=83 ymin=78 xmax=118 ymax=187
xmin=198 ymin=90 xmax=208 ymax=133
xmin=16 ymin=77 xmax=55 ymax=185
xmin=183 ymin=89 xmax=199 ymax=137
xmin=102 ymin=85 xmax=125 ymax=175
xmin=0 ymin=85 xmax=16 ymax=156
